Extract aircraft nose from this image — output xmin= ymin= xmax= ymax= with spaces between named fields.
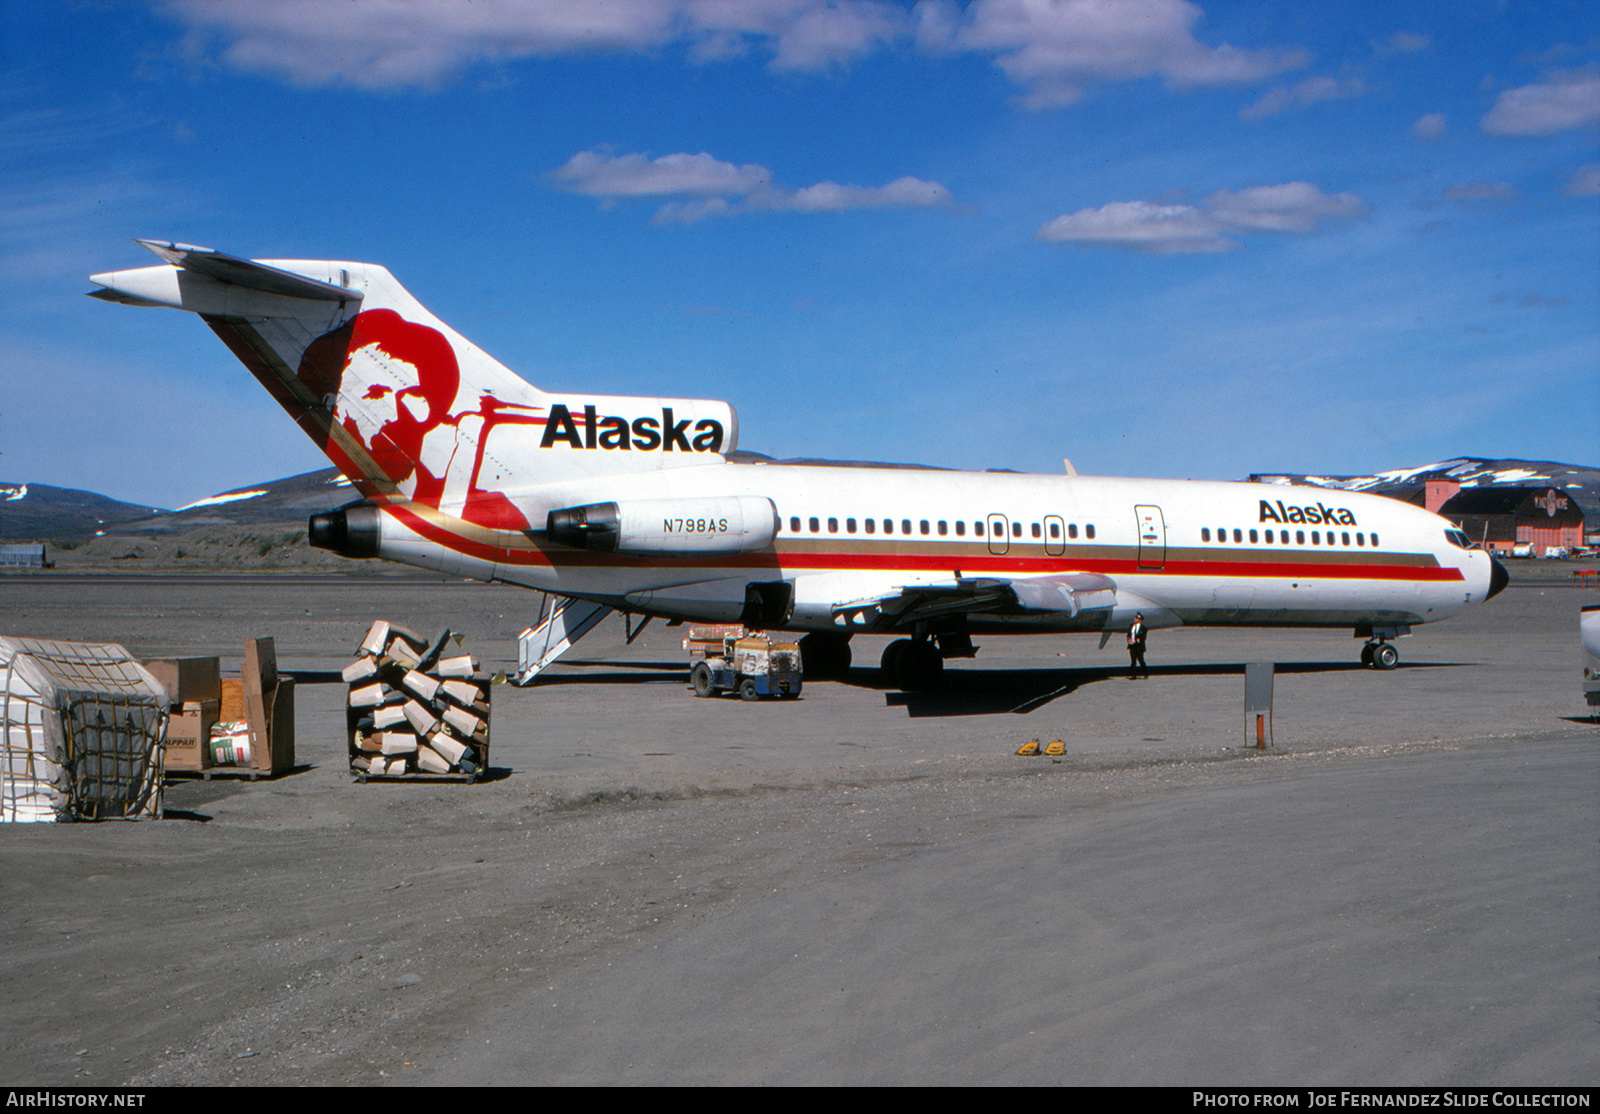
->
xmin=1487 ymin=554 xmax=1509 ymax=600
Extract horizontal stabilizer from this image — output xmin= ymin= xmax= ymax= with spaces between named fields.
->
xmin=132 ymin=240 xmax=363 ymax=302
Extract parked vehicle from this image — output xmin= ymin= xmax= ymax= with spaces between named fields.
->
xmin=1582 ymin=607 xmax=1599 ymax=722
xmin=691 ymin=635 xmax=803 ymax=700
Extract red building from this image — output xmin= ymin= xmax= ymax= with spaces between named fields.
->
xmin=1422 ymin=481 xmax=1585 ymax=555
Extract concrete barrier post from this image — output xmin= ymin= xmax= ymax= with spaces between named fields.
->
xmin=1244 ymin=662 xmax=1274 ymax=750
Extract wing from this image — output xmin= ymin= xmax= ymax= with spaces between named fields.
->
xmin=833 ymin=572 xmax=1119 ymax=630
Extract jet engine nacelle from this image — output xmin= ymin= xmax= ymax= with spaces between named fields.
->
xmin=309 ymin=500 xmax=503 ymax=581
xmin=309 ymin=501 xmax=381 ymax=559
xmin=546 ymin=496 xmax=778 ymax=557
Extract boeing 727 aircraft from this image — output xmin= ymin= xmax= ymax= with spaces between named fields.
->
xmin=90 ymin=241 xmax=1507 ymax=689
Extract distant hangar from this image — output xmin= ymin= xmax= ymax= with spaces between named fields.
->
xmin=1422 ymin=481 xmax=1585 ymax=557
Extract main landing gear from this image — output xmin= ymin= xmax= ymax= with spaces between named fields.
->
xmin=799 ymin=630 xmax=971 ymax=691
xmin=1361 ymin=639 xmax=1400 ymax=670
xmin=798 ymin=632 xmax=852 ymax=678
xmin=880 ymin=631 xmax=973 ymax=691
xmin=880 ymin=638 xmax=943 ymax=691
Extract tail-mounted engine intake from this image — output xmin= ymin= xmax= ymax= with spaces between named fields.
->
xmin=547 ymin=496 xmax=778 ymax=557
xmin=309 ymin=501 xmax=382 ymax=559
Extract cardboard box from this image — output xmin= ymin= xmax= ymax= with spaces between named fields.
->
xmin=207 ymin=641 xmax=295 ymax=776
xmin=263 ymin=677 xmax=294 ymax=773
xmin=144 ymin=657 xmax=222 ymax=707
xmin=166 ymin=700 xmax=219 ymax=771
xmin=220 ymin=677 xmax=246 ymax=722
xmin=242 ymin=639 xmax=293 ymax=776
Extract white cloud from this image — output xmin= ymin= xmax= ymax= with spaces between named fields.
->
xmin=758 ymin=0 xmax=905 ymax=71
xmin=1442 ymin=181 xmax=1519 ymax=207
xmin=1411 ymin=112 xmax=1447 ymax=142
xmin=160 ymin=0 xmax=909 ymax=87
xmin=159 ymin=0 xmax=1309 ymax=108
xmin=551 ymin=149 xmax=953 ymax=223
xmin=1565 ymin=163 xmax=1600 ymax=196
xmin=651 ymin=198 xmax=738 ymax=225
xmin=775 ymin=176 xmax=954 ymax=212
xmin=1037 ymin=182 xmax=1366 ymax=253
xmin=1375 ymin=31 xmax=1429 ymax=57
xmin=161 ymin=0 xmax=678 ymax=88
xmin=1481 ymin=69 xmax=1600 ymax=136
xmin=552 ymin=150 xmax=771 ymax=199
xmin=1037 ymin=199 xmax=1234 ymax=252
xmin=954 ymin=0 xmax=1309 ymax=109
xmin=1241 ymin=74 xmax=1367 ymax=120
xmin=1202 ymin=182 xmax=1366 ymax=231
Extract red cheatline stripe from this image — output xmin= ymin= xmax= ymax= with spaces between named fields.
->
xmin=376 ymin=499 xmax=1463 ymax=583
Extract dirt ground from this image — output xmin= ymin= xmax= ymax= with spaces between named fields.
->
xmin=0 ymin=572 xmax=1594 ymax=1086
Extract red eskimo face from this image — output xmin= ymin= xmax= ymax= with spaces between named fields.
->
xmin=299 ymin=309 xmax=461 ymax=485
xmin=296 ymin=309 xmax=532 ymax=533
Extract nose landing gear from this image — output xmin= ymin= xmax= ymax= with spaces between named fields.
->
xmin=1357 ymin=624 xmax=1409 ymax=670
xmin=1361 ymin=639 xmax=1400 ymax=670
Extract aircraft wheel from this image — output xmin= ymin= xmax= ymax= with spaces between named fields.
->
xmin=894 ymin=641 xmax=944 ymax=691
xmin=691 ymin=662 xmax=716 ymax=697
xmin=799 ymin=632 xmax=852 ymax=678
xmin=1373 ymin=643 xmax=1400 ymax=670
xmin=1360 ymin=642 xmax=1375 ymax=668
xmin=880 ymin=639 xmax=911 ymax=682
xmin=739 ymin=678 xmax=761 ymax=701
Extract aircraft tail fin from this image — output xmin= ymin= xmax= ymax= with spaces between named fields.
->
xmin=90 ymin=241 xmax=739 ymax=534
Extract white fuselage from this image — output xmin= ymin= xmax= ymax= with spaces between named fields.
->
xmin=373 ymin=459 xmax=1499 ymax=636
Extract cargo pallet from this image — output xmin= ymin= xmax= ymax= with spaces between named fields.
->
xmin=165 ymin=764 xmax=288 ymax=782
xmin=350 ymin=767 xmax=483 ymax=784
xmin=344 ymin=621 xmax=491 ymax=782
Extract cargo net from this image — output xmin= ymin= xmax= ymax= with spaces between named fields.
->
xmin=1 ymin=675 xmax=66 ymax=823
xmin=60 ymin=695 xmax=165 ymax=820
xmin=1 ymin=639 xmax=166 ymax=822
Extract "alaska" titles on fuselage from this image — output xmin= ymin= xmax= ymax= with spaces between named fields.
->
xmin=1259 ymin=499 xmax=1358 ymax=526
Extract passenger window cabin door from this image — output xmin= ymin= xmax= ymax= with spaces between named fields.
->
xmin=1135 ymin=504 xmax=1166 ymax=570
xmin=987 ymin=514 xmax=1009 ymax=556
xmin=1044 ymin=515 xmax=1066 ymax=557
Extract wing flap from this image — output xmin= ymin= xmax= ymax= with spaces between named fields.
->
xmin=1006 ymin=572 xmax=1117 ymax=616
xmin=834 ymin=571 xmax=1119 ymax=629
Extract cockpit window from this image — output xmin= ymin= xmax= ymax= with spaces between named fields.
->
xmin=1444 ymin=529 xmax=1473 ymax=550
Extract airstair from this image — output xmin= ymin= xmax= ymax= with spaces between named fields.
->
xmin=514 ymin=596 xmax=614 ymax=685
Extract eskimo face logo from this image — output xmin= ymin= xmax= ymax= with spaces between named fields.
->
xmin=298 ymin=309 xmax=537 ymax=532
xmin=340 ymin=311 xmax=460 ymax=484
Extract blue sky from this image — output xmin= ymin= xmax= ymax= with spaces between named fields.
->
xmin=2 ymin=0 xmax=1596 ymax=510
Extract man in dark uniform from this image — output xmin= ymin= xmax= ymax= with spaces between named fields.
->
xmin=1127 ymin=612 xmax=1149 ymax=679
